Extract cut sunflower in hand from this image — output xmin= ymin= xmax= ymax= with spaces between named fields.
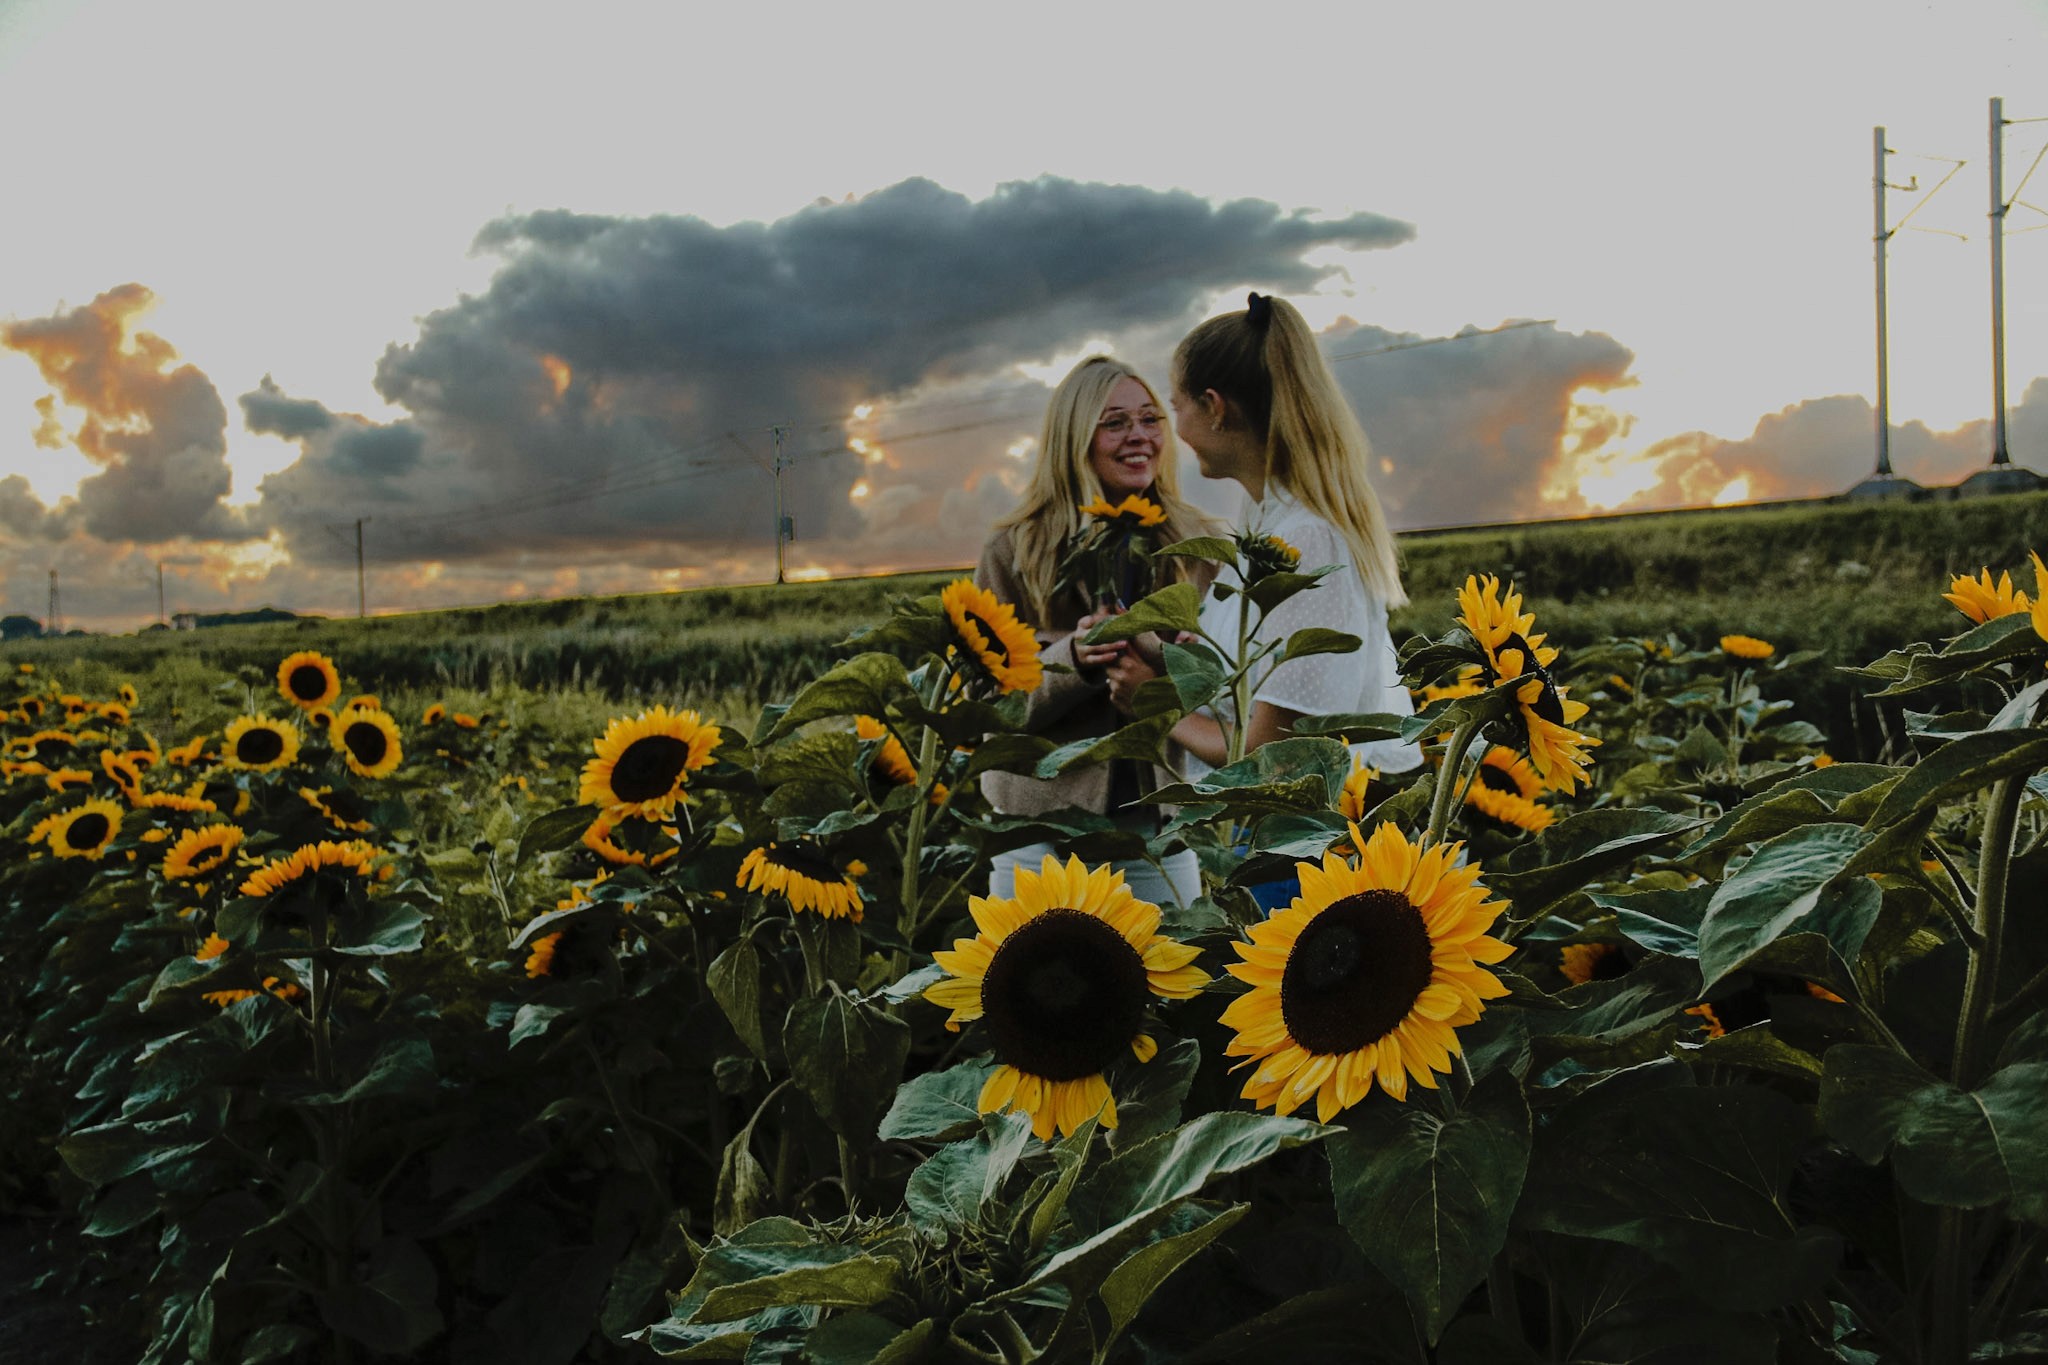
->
xmin=1220 ymin=821 xmax=1511 ymax=1119
xmin=275 ymin=651 xmax=342 ymax=710
xmin=334 ymin=705 xmax=402 ymax=779
xmin=223 ymin=716 xmax=302 ymax=773
xmin=736 ymin=842 xmax=864 ymax=921
xmin=579 ymin=706 xmax=720 ymax=818
xmin=924 ymin=853 xmax=1209 ymax=1140
xmin=941 ymin=579 xmax=1043 ymax=695
xmin=1078 ymin=493 xmax=1167 ymax=527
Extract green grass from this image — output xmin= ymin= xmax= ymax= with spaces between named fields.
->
xmin=12 ymin=492 xmax=2043 ymax=756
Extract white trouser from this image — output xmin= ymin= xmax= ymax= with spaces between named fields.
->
xmin=987 ymin=841 xmax=1202 ymax=909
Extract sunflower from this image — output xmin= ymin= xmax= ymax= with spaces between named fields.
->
xmin=1719 ymin=634 xmax=1774 ymax=661
xmin=924 ymin=854 xmax=1210 ymax=1139
xmin=1943 ymin=567 xmax=2031 ymax=624
xmin=1078 ymin=493 xmax=1167 ymax=528
xmin=580 ymin=811 xmax=680 ymax=867
xmin=29 ymin=798 xmax=125 ymax=860
xmin=97 ymin=701 xmax=130 ymax=725
xmin=11 ymin=729 xmax=75 ymax=763
xmin=43 ymin=767 xmax=94 ymax=793
xmin=421 ymin=704 xmax=446 ymax=727
xmin=1420 ymin=664 xmax=1486 ymax=705
xmin=101 ymin=749 xmax=145 ymax=801
xmin=275 ymin=651 xmax=342 ymax=710
xmin=204 ymin=976 xmax=304 ymax=1008
xmin=165 ymin=735 xmax=209 ymax=767
xmin=1686 ymin=1003 xmax=1726 ymax=1038
xmin=1559 ymin=941 xmax=1627 ymax=986
xmin=525 ymin=932 xmax=564 ymax=979
xmin=856 ymin=715 xmax=918 ymax=786
xmin=334 ymin=706 xmax=402 ymax=779
xmin=2031 ymin=553 xmax=2048 ymax=646
xmin=299 ymin=786 xmax=373 ymax=833
xmin=1220 ymin=821 xmax=1512 ymax=1119
xmin=1454 ymin=577 xmax=1598 ymax=793
xmin=223 ymin=716 xmax=302 ymax=773
xmin=579 ymin=706 xmax=720 ymax=818
xmin=737 ymin=843 xmax=865 ymax=920
xmin=453 ymin=713 xmax=481 ymax=729
xmin=1337 ymin=758 xmax=1383 ymax=824
xmin=941 ymin=579 xmax=1043 ymax=695
xmin=15 ymin=696 xmax=41 ymax=719
xmin=1465 ymin=780 xmax=1554 ymax=834
xmin=1475 ymin=746 xmax=1542 ymax=800
xmin=305 ymin=706 xmax=336 ymax=733
xmin=162 ymin=824 xmax=246 ymax=880
xmin=133 ymin=790 xmax=218 ymax=814
xmin=118 ymin=683 xmax=139 ymax=708
xmin=345 ymin=694 xmax=380 ymax=712
xmin=238 ymin=839 xmax=379 ymax=898
xmin=195 ymin=932 xmax=230 ymax=962
xmin=1237 ymin=530 xmax=1302 ymax=583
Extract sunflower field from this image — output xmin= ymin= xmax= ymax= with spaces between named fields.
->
xmin=4 ymin=533 xmax=2048 ymax=1365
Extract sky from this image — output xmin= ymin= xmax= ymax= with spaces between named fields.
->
xmin=1 ymin=0 xmax=2045 ymax=630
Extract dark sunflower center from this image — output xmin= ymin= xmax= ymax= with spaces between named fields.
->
xmin=611 ymin=735 xmax=689 ymax=801
xmin=67 ymin=812 xmax=110 ymax=848
xmin=1477 ymin=765 xmax=1520 ymax=794
xmin=1280 ymin=890 xmax=1434 ymax=1055
xmin=765 ymin=843 xmax=841 ymax=881
xmin=962 ymin=611 xmax=1011 ymax=666
xmin=314 ymin=789 xmax=369 ymax=824
xmin=1588 ymin=945 xmax=1628 ymax=981
xmin=287 ymin=665 xmax=328 ymax=701
xmin=34 ymin=739 xmax=70 ymax=761
xmin=981 ymin=908 xmax=1147 ymax=1081
xmin=342 ymin=721 xmax=388 ymax=767
xmin=192 ymin=845 xmax=231 ymax=873
xmin=237 ymin=728 xmax=286 ymax=764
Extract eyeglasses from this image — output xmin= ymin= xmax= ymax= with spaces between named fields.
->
xmin=1096 ymin=412 xmax=1164 ymax=438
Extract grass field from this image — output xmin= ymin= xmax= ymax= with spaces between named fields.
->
xmin=11 ymin=490 xmax=2043 ymax=754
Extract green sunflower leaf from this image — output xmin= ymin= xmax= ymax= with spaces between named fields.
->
xmin=1697 ymin=824 xmax=1879 ymax=990
xmin=1161 ymin=640 xmax=1226 ymax=713
xmin=1152 ymin=535 xmax=1237 ymax=564
xmin=783 ymin=992 xmax=912 ymax=1144
xmin=707 ymin=936 xmax=773 ymax=1064
xmin=1328 ymin=1070 xmax=1532 ymax=1343
xmin=1848 ymin=612 xmax=2043 ymax=696
xmin=1033 ymin=713 xmax=1180 ymax=778
xmin=516 ymin=804 xmax=597 ymax=866
xmin=879 ymin=1060 xmax=991 ymax=1142
xmin=1279 ymin=628 xmax=1362 ymax=663
xmin=760 ymin=653 xmax=912 ymax=746
xmin=1067 ymin=1110 xmax=1332 ymax=1233
xmin=1861 ymin=728 xmax=2048 ymax=832
xmin=1487 ymin=808 xmax=1706 ymax=925
xmin=1518 ymin=1081 xmax=1840 ymax=1311
xmin=1818 ymin=1043 xmax=2048 ymax=1221
xmin=1082 ymin=581 xmax=1201 ymax=643
xmin=1096 ymin=1203 xmax=1250 ymax=1353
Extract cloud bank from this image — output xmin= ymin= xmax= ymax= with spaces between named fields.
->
xmin=0 ymin=175 xmax=2040 ymax=629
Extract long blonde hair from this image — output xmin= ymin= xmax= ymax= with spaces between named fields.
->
xmin=1173 ymin=296 xmax=1405 ymax=608
xmin=994 ymin=356 xmax=1215 ymax=626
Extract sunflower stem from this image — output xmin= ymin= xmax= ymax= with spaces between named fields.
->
xmin=896 ymin=660 xmax=952 ymax=958
xmin=1425 ymin=720 xmax=1481 ymax=851
xmin=1932 ymin=770 xmax=2029 ymax=1364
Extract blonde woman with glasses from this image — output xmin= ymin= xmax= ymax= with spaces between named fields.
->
xmin=974 ymin=355 xmax=1219 ymax=906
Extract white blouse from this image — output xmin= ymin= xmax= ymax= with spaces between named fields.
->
xmin=1185 ymin=485 xmax=1418 ymax=781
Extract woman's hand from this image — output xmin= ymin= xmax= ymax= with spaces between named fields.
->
xmin=1105 ymin=651 xmax=1161 ymax=716
xmin=1072 ymin=610 xmax=1128 ymax=674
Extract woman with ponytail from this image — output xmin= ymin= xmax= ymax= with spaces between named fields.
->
xmin=1107 ymin=294 xmax=1418 ymax=784
xmin=974 ymin=355 xmax=1219 ymax=905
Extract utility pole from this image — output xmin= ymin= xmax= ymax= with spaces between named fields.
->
xmin=356 ymin=517 xmax=370 ymax=617
xmin=46 ymin=569 xmax=58 ymax=636
xmin=156 ymin=561 xmax=166 ymax=627
xmin=771 ymin=425 xmax=790 ymax=584
xmin=1874 ymin=126 xmax=1897 ymax=481
xmin=1991 ymin=96 xmax=2011 ymax=467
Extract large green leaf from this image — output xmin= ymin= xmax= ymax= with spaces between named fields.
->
xmin=904 ymin=1113 xmax=1033 ymax=1232
xmin=1327 ymin=1071 xmax=1532 ymax=1342
xmin=316 ymin=1238 xmax=444 ymax=1354
xmin=1108 ymin=1036 xmax=1202 ymax=1148
xmin=1519 ymin=1082 xmax=1839 ymax=1311
xmin=517 ymin=804 xmax=598 ymax=866
xmin=878 ymin=1060 xmax=991 ymax=1142
xmin=1162 ymin=640 xmax=1226 ymax=713
xmin=58 ymin=1123 xmax=207 ymax=1187
xmin=1589 ymin=884 xmax=1713 ymax=959
xmin=1152 ymin=535 xmax=1237 ymax=564
xmin=292 ymin=1033 xmax=434 ymax=1107
xmin=1083 ymin=581 xmax=1201 ymax=642
xmin=694 ymin=1255 xmax=909 ymax=1322
xmin=1847 ymin=612 xmax=2043 ymax=697
xmin=707 ymin=935 xmax=773 ymax=1064
xmin=1696 ymin=823 xmax=1876 ymax=989
xmin=1486 ymin=809 xmax=1705 ymax=924
xmin=1068 ymin=1111 xmax=1331 ymax=1233
xmin=1862 ymin=728 xmax=2048 ymax=831
xmin=1096 ymin=1203 xmax=1249 ymax=1353
xmin=1032 ymin=713 xmax=1180 ymax=779
xmin=759 ymin=653 xmax=912 ymax=745
xmin=1142 ymin=736 xmax=1354 ymax=819
xmin=1279 ymin=627 xmax=1361 ymax=663
xmin=783 ymin=992 xmax=912 ymax=1143
xmin=1817 ymin=1043 xmax=2048 ymax=1222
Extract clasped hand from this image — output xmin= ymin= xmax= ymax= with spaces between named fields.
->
xmin=1074 ymin=607 xmax=1183 ymax=717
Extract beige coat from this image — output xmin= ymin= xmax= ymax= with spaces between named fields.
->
xmin=974 ymin=523 xmax=1211 ymax=818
